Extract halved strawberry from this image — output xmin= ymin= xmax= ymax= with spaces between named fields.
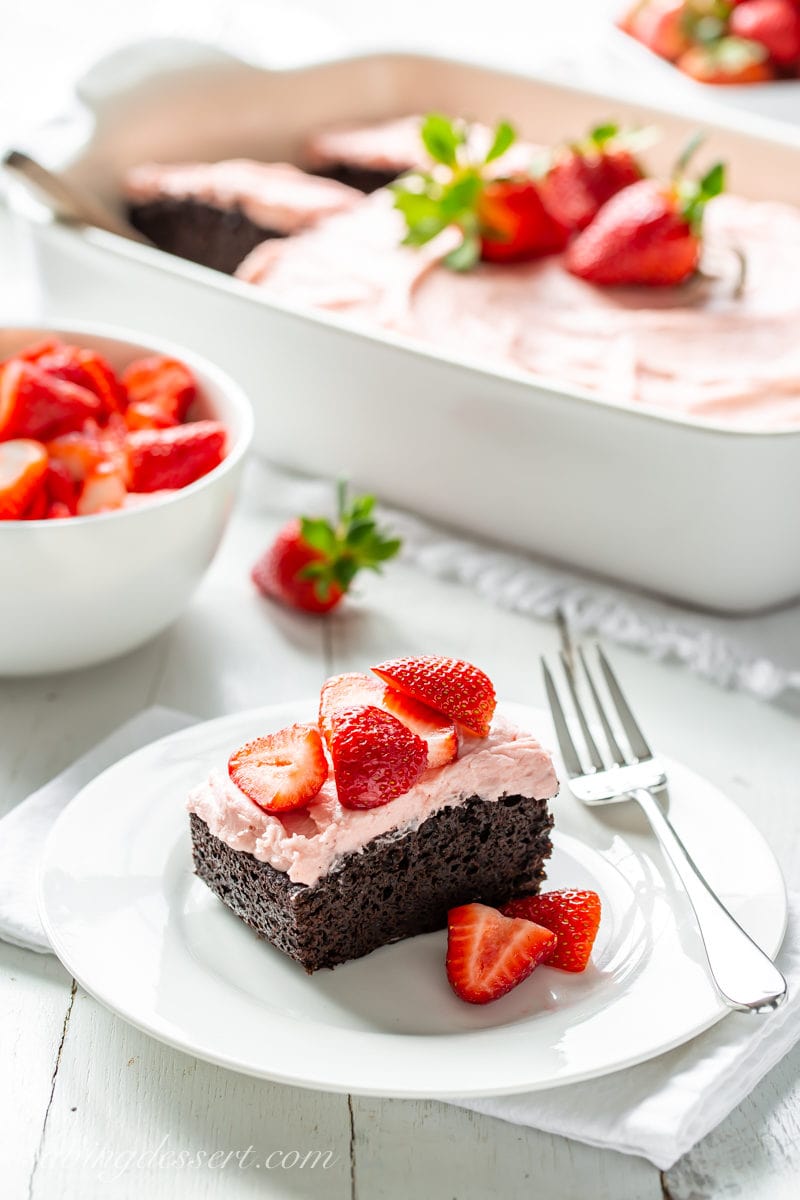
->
xmin=319 ymin=672 xmax=384 ymax=744
xmin=44 ymin=460 xmax=78 ymax=513
xmin=502 ymin=889 xmax=601 ymax=972
xmin=328 ymin=704 xmax=428 ymax=810
xmin=46 ymin=501 xmax=74 ymax=520
xmin=46 ymin=422 xmax=127 ymax=484
xmin=23 ymin=486 xmax=49 ymax=520
xmin=35 ymin=345 xmax=126 ymax=414
xmin=76 ymin=461 xmax=128 ymax=516
xmin=319 ymin=672 xmax=458 ymax=768
xmin=0 ymin=439 xmax=48 ymax=519
xmin=371 ymin=655 xmax=496 ymax=737
xmin=121 ymin=356 xmax=196 ymax=424
xmin=228 ymin=724 xmax=328 ymax=813
xmin=446 ymin=903 xmax=557 ymax=1004
xmin=126 ymin=420 xmax=225 ymax=492
xmin=0 ymin=360 xmax=103 ymax=441
xmin=124 ymin=400 xmax=179 ymax=431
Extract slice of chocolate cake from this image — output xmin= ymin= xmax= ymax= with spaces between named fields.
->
xmin=303 ymin=116 xmax=430 ymax=192
xmin=303 ymin=115 xmax=541 ymax=193
xmin=190 ymin=792 xmax=553 ymax=971
xmin=187 ymin=692 xmax=558 ymax=973
xmin=124 ymin=160 xmax=361 ymax=274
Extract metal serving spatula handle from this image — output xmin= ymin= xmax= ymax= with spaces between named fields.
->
xmin=3 ymin=149 xmax=151 ymax=244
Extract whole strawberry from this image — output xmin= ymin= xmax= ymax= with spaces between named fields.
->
xmin=539 ymin=123 xmax=645 ymax=233
xmin=251 ymin=483 xmax=402 ymax=615
xmin=393 ymin=114 xmax=568 ymax=270
xmin=730 ymin=0 xmax=800 ymax=67
xmin=566 ymin=143 xmax=725 ymax=287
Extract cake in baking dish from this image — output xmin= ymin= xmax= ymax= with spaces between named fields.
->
xmin=125 ymin=160 xmax=361 ymax=273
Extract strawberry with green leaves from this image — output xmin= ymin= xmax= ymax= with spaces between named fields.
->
xmin=566 ymin=137 xmax=726 ymax=287
xmin=393 ymin=114 xmax=569 ymax=270
xmin=251 ymin=483 xmax=402 ymax=615
xmin=537 ymin=123 xmax=645 ymax=234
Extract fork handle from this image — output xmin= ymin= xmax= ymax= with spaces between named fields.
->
xmin=632 ymin=789 xmax=787 ymax=1013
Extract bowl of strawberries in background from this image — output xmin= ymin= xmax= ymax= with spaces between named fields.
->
xmin=0 ymin=323 xmax=252 ymax=675
xmin=616 ymin=0 xmax=800 ymax=115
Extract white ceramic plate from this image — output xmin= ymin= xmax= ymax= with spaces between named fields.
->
xmin=38 ymin=701 xmax=787 ymax=1098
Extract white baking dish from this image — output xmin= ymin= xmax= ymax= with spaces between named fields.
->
xmin=8 ymin=40 xmax=800 ymax=614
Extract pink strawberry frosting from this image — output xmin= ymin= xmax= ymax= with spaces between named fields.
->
xmin=237 ymin=189 xmax=800 ymax=430
xmin=186 ymin=713 xmax=557 ymax=886
xmin=125 ymin=160 xmax=361 ymax=233
xmin=303 ymin=114 xmax=539 ymax=176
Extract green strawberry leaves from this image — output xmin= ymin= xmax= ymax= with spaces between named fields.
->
xmin=392 ymin=114 xmax=519 ymax=268
xmin=297 ymin=483 xmax=402 ymax=601
xmin=672 ymin=133 xmax=726 ymax=232
xmin=485 ymin=120 xmax=515 ymax=164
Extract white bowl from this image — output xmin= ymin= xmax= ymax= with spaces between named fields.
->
xmin=0 ymin=323 xmax=253 ymax=675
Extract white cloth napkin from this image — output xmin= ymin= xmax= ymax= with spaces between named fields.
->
xmin=456 ymin=895 xmax=800 ymax=1167
xmin=1 ymin=705 xmax=798 ymax=1170
xmin=0 ymin=705 xmax=194 ymax=952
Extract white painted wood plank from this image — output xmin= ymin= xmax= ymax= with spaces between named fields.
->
xmin=31 ymin=985 xmax=352 ymax=1200
xmin=0 ymin=638 xmax=164 ymax=819
xmin=0 ymin=942 xmax=74 ymax=1198
xmin=666 ymin=1041 xmax=800 ymax=1200
xmin=326 ymin=557 xmax=562 ymax=702
xmin=150 ymin=469 xmax=329 ymax=717
xmin=350 ymin=1097 xmax=661 ymax=1200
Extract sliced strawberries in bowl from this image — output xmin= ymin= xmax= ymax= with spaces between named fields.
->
xmin=0 ymin=359 xmax=105 ymax=441
xmin=126 ymin=420 xmax=226 ymax=492
xmin=0 ymin=439 xmax=48 ymax=519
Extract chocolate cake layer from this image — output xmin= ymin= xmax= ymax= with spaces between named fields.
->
xmin=314 ymin=164 xmax=404 ymax=194
xmin=128 ymin=198 xmax=283 ymax=274
xmin=190 ymin=792 xmax=554 ymax=972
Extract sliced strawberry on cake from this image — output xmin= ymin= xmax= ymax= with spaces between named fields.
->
xmin=319 ymin=672 xmax=458 ymax=768
xmin=371 ymin=655 xmax=497 ymax=737
xmin=328 ymin=704 xmax=429 ymax=810
xmin=228 ymin=724 xmax=329 ymax=814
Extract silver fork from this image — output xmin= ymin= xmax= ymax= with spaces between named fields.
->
xmin=542 ymin=639 xmax=787 ymax=1013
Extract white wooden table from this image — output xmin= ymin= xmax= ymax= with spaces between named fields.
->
xmin=2 ymin=465 xmax=800 ymax=1200
xmin=2 ymin=3 xmax=800 ymax=1196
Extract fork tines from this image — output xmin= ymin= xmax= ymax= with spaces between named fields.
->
xmin=542 ymin=644 xmax=653 ymax=778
